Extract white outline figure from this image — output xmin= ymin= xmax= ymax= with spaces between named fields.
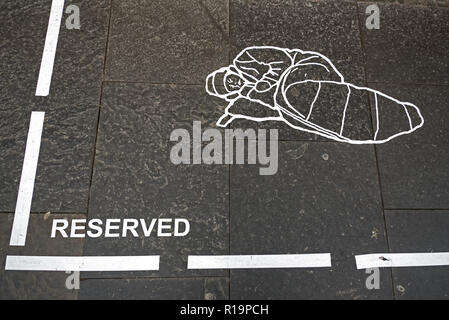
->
xmin=205 ymin=46 xmax=424 ymax=144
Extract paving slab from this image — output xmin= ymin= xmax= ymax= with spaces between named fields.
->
xmin=0 ymin=0 xmax=109 ymax=92
xmin=231 ymin=0 xmax=365 ymax=84
xmin=79 ymin=277 xmax=228 ymax=300
xmin=371 ymin=0 xmax=449 ymax=6
xmin=0 ymin=213 xmax=84 ymax=299
xmin=205 ymin=277 xmax=229 ymax=300
xmin=359 ymin=2 xmax=449 ymax=84
xmin=230 ymin=80 xmax=374 ymax=142
xmin=228 ymin=0 xmax=369 ymax=141
xmin=230 ymin=263 xmax=393 ymax=299
xmin=0 ymin=85 xmax=100 ymax=213
xmin=1 ymin=0 xmax=448 ymax=300
xmin=104 ymin=0 xmax=229 ymax=84
xmin=385 ymin=210 xmax=449 ymax=299
xmin=229 ymin=141 xmax=393 ymax=299
xmin=98 ymin=82 xmax=227 ymax=141
xmin=83 ymin=82 xmax=229 ymax=279
xmin=369 ymin=84 xmax=449 ymax=209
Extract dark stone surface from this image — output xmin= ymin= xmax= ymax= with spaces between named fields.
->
xmin=99 ymin=82 xmax=227 ymax=141
xmin=369 ymin=84 xmax=449 ymax=208
xmin=227 ymin=0 xmax=371 ymax=141
xmin=79 ymin=277 xmax=215 ymax=300
xmin=79 ymin=276 xmax=228 ymax=300
xmin=230 ymin=262 xmax=393 ymax=299
xmin=0 ymin=213 xmax=84 ymax=299
xmin=0 ymin=85 xmax=99 ymax=213
xmin=1 ymin=0 xmax=448 ymax=300
xmin=370 ymin=0 xmax=449 ymax=6
xmin=359 ymin=2 xmax=449 ymax=84
xmin=104 ymin=0 xmax=229 ymax=84
xmin=0 ymin=0 xmax=109 ymax=92
xmin=230 ymin=0 xmax=365 ymax=84
xmin=386 ymin=210 xmax=449 ymax=299
xmin=231 ymin=81 xmax=373 ymax=142
xmin=229 ymin=141 xmax=393 ymax=299
xmin=205 ymin=277 xmax=229 ymax=300
xmin=83 ymin=83 xmax=229 ymax=279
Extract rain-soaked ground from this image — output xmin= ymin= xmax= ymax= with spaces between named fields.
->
xmin=0 ymin=0 xmax=449 ymax=299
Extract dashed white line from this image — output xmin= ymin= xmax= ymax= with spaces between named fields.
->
xmin=187 ymin=254 xmax=332 ymax=269
xmin=5 ymin=255 xmax=160 ymax=271
xmin=35 ymin=0 xmax=65 ymax=96
xmin=355 ymin=252 xmax=449 ymax=269
xmin=9 ymin=112 xmax=45 ymax=247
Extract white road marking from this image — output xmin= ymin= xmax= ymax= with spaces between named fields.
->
xmin=5 ymin=255 xmax=160 ymax=271
xmin=355 ymin=252 xmax=449 ymax=269
xmin=9 ymin=112 xmax=45 ymax=247
xmin=339 ymin=85 xmax=351 ymax=136
xmin=35 ymin=0 xmax=65 ymax=96
xmin=187 ymin=254 xmax=332 ymax=269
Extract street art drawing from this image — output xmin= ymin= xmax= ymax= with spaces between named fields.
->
xmin=206 ymin=46 xmax=424 ymax=144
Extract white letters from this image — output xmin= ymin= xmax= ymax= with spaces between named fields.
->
xmin=70 ymin=219 xmax=86 ymax=238
xmin=174 ymin=219 xmax=190 ymax=237
xmin=122 ymin=218 xmax=139 ymax=237
xmin=50 ymin=218 xmax=191 ymax=238
xmin=87 ymin=219 xmax=103 ymax=238
xmin=157 ymin=218 xmax=172 ymax=237
xmin=51 ymin=219 xmax=69 ymax=238
xmin=140 ymin=218 xmax=157 ymax=237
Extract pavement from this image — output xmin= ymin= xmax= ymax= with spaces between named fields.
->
xmin=1 ymin=0 xmax=449 ymax=299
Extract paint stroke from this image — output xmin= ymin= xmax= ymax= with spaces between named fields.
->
xmin=355 ymin=252 xmax=449 ymax=269
xmin=35 ymin=0 xmax=65 ymax=96
xmin=5 ymin=255 xmax=160 ymax=271
xmin=188 ymin=254 xmax=332 ymax=269
xmin=9 ymin=112 xmax=45 ymax=246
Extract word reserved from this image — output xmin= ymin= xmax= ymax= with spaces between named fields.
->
xmin=51 ymin=218 xmax=190 ymax=238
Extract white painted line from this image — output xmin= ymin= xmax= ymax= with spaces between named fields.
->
xmin=187 ymin=254 xmax=332 ymax=269
xmin=5 ymin=255 xmax=160 ymax=271
xmin=9 ymin=112 xmax=45 ymax=247
xmin=355 ymin=253 xmax=449 ymax=269
xmin=35 ymin=0 xmax=65 ymax=96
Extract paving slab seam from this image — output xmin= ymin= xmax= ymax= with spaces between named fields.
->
xmin=228 ymin=0 xmax=232 ymax=300
xmin=355 ymin=1 xmax=397 ymax=299
xmin=103 ymin=80 xmax=207 ymax=86
xmin=85 ymin=0 xmax=113 ymax=213
xmin=367 ymin=81 xmax=449 ymax=87
xmin=356 ymin=0 xmax=449 ymax=10
xmin=80 ymin=275 xmax=229 ymax=281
